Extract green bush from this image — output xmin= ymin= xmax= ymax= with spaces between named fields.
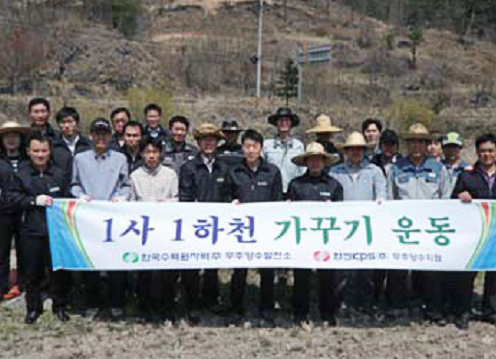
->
xmin=111 ymin=0 xmax=140 ymax=38
xmin=126 ymin=87 xmax=175 ymax=124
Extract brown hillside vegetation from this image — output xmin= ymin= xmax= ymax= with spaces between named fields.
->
xmin=0 ymin=0 xmax=494 ymax=154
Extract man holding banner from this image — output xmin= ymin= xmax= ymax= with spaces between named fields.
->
xmin=453 ymin=133 xmax=496 ymax=326
xmin=70 ymin=118 xmax=131 ymax=320
xmin=330 ymin=132 xmax=387 ymax=312
xmin=9 ymin=133 xmax=71 ymax=324
xmin=179 ymin=123 xmax=231 ymax=322
xmin=288 ymin=142 xmax=343 ymax=325
xmin=388 ymin=123 xmax=451 ymax=322
xmin=229 ymin=129 xmax=283 ymax=322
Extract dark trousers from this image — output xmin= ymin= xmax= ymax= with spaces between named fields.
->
xmin=83 ymin=271 xmax=127 ymax=309
xmin=230 ymin=268 xmax=274 ymax=313
xmin=442 ymin=271 xmax=476 ymax=316
xmin=385 ymin=270 xmax=410 ymax=308
xmin=293 ymin=269 xmax=344 ymax=320
xmin=346 ymin=270 xmax=376 ymax=308
xmin=21 ymin=235 xmax=69 ymax=313
xmin=0 ymin=214 xmax=21 ymax=295
xmin=482 ymin=272 xmax=496 ymax=315
xmin=182 ymin=269 xmax=219 ymax=311
xmin=137 ymin=270 xmax=177 ymax=313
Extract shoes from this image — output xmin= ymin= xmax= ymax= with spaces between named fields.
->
xmin=3 ymin=285 xmax=21 ymax=300
xmin=54 ymin=308 xmax=70 ymax=322
xmin=25 ymin=311 xmax=41 ymax=325
xmin=110 ymin=307 xmax=124 ymax=320
xmin=84 ymin=307 xmax=100 ymax=320
xmin=453 ymin=315 xmax=469 ymax=330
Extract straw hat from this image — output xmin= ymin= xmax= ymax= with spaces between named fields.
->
xmin=336 ymin=132 xmax=375 ymax=150
xmin=0 ymin=121 xmax=33 ymax=135
xmin=400 ymin=123 xmax=432 ymax=141
xmin=292 ymin=142 xmax=339 ymax=167
xmin=193 ymin=123 xmax=225 ymax=140
xmin=268 ymin=107 xmax=300 ymax=127
xmin=306 ymin=115 xmax=342 ymax=134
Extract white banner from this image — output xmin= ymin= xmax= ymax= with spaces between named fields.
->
xmin=47 ymin=199 xmax=496 ymax=271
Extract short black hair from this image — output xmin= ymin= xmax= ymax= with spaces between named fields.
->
xmin=110 ymin=107 xmax=131 ymax=122
xmin=55 ymin=107 xmax=80 ymax=124
xmin=123 ymin=120 xmax=143 ymax=135
xmin=141 ymin=137 xmax=163 ymax=153
xmin=476 ymin=134 xmax=496 ymax=150
xmin=27 ymin=132 xmax=53 ymax=151
xmin=362 ymin=118 xmax=383 ymax=134
xmin=241 ymin=129 xmax=264 ymax=146
xmin=28 ymin=98 xmax=50 ymax=113
xmin=169 ymin=115 xmax=190 ymax=130
xmin=379 ymin=129 xmax=399 ymax=146
xmin=144 ymin=103 xmax=162 ymax=116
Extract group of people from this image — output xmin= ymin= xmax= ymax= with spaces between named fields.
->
xmin=0 ymin=98 xmax=495 ymax=330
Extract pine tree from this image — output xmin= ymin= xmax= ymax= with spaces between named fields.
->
xmin=276 ymin=59 xmax=299 ymax=106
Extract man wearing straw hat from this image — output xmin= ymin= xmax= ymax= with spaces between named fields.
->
xmin=306 ymin=114 xmax=342 ymax=160
xmin=263 ymin=108 xmax=305 ymax=195
xmin=387 ymin=123 xmax=451 ymax=323
xmin=179 ymin=123 xmax=231 ymax=323
xmin=0 ymin=121 xmax=32 ymax=301
xmin=330 ymin=132 xmax=387 ymax=312
xmin=288 ymin=142 xmax=343 ymax=325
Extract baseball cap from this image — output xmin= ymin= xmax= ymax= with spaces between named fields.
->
xmin=90 ymin=118 xmax=112 ymax=133
xmin=442 ymin=132 xmax=463 ymax=147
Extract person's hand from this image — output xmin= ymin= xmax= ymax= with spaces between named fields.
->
xmin=376 ymin=198 xmax=384 ymax=206
xmin=232 ymin=199 xmax=241 ymax=205
xmin=35 ymin=195 xmax=53 ymax=207
xmin=458 ymin=191 xmax=473 ymax=203
xmin=80 ymin=195 xmax=91 ymax=202
xmin=112 ymin=197 xmax=126 ymax=203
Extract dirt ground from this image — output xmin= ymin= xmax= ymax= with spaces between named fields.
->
xmin=1 ymin=270 xmax=496 ymax=359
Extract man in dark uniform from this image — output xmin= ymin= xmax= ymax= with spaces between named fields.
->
xmin=229 ymin=129 xmax=283 ymax=322
xmin=120 ymin=121 xmax=144 ymax=173
xmin=109 ymin=107 xmax=131 ymax=151
xmin=452 ymin=133 xmax=496 ymax=328
xmin=8 ymin=133 xmax=70 ymax=324
xmin=179 ymin=123 xmax=230 ymax=322
xmin=52 ymin=107 xmax=91 ymax=181
xmin=28 ymin=98 xmax=59 ymax=140
xmin=163 ymin=116 xmax=198 ymax=175
xmin=143 ymin=103 xmax=169 ymax=147
xmin=216 ymin=119 xmax=243 ymax=167
xmin=288 ymin=142 xmax=343 ymax=325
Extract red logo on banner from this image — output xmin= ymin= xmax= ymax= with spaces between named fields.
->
xmin=313 ymin=251 xmax=331 ymax=262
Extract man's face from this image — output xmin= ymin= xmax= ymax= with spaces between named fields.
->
xmin=277 ymin=117 xmax=292 ymax=134
xmin=143 ymin=144 xmax=160 ymax=169
xmin=30 ymin=104 xmax=49 ymax=127
xmin=124 ymin=126 xmax=142 ymax=150
xmin=364 ymin=124 xmax=381 ymax=144
xmin=224 ymin=131 xmax=239 ymax=145
xmin=428 ymin=140 xmax=443 ymax=158
xmin=381 ymin=142 xmax=397 ymax=160
xmin=112 ymin=112 xmax=129 ymax=134
xmin=198 ymin=136 xmax=218 ymax=155
xmin=90 ymin=131 xmax=112 ymax=153
xmin=477 ymin=141 xmax=496 ymax=167
xmin=306 ymin=155 xmax=325 ymax=174
xmin=170 ymin=122 xmax=187 ymax=144
xmin=59 ymin=116 xmax=78 ymax=139
xmin=242 ymin=138 xmax=262 ymax=164
xmin=345 ymin=147 xmax=365 ymax=165
xmin=2 ymin=133 xmax=21 ymax=152
xmin=28 ymin=139 xmax=51 ymax=167
xmin=443 ymin=144 xmax=461 ymax=162
xmin=408 ymin=139 xmax=428 ymax=160
xmin=145 ymin=110 xmax=161 ymax=130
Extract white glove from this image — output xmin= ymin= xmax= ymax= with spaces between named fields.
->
xmin=80 ymin=195 xmax=91 ymax=202
xmin=35 ymin=195 xmax=53 ymax=207
xmin=111 ymin=197 xmax=127 ymax=203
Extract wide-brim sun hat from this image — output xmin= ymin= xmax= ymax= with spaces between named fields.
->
xmin=336 ymin=131 xmax=376 ymax=150
xmin=292 ymin=142 xmax=340 ymax=167
xmin=306 ymin=114 xmax=342 ymax=134
xmin=193 ymin=123 xmax=226 ymax=140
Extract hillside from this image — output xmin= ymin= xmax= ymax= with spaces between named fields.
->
xmin=0 ymin=0 xmax=495 ymax=148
